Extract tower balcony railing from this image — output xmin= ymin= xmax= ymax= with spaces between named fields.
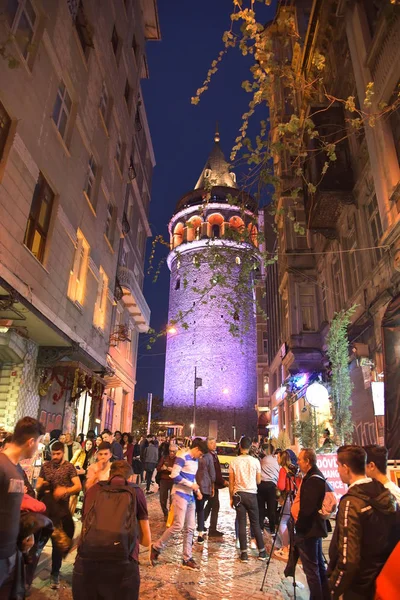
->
xmin=117 ymin=266 xmax=150 ymax=332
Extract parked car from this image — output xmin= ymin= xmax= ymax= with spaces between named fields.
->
xmin=216 ymin=442 xmax=238 ymax=478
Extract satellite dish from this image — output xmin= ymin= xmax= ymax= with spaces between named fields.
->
xmin=306 ymin=382 xmax=329 ymax=408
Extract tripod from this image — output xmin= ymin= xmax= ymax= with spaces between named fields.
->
xmin=260 ymin=478 xmax=298 ymax=598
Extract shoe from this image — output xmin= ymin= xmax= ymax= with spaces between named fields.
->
xmin=50 ymin=574 xmax=60 ymax=589
xmin=239 ymin=552 xmax=249 ymax=562
xmin=197 ymin=535 xmax=204 ymax=545
xmin=181 ymin=558 xmax=200 ymax=570
xmin=208 ymin=530 xmax=224 ymax=537
xmin=274 ymin=548 xmax=289 ymax=561
xmin=235 ymin=538 xmax=240 ymax=549
xmin=258 ymin=550 xmax=268 ymax=561
xmin=150 ymin=545 xmax=160 ymax=566
xmin=250 ymin=538 xmax=257 ymax=549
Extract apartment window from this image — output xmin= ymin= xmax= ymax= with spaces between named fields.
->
xmin=114 ymin=309 xmax=121 ymax=347
xmin=0 ymin=101 xmax=12 ymax=161
xmin=320 ymin=280 xmax=328 ymax=321
xmin=132 ymin=33 xmax=139 ymax=59
xmin=127 ymin=327 xmax=136 ymax=364
xmin=299 ymin=285 xmax=316 ymax=332
xmin=84 ymin=154 xmax=98 ymax=206
xmin=366 ymin=195 xmax=384 ymax=263
xmin=93 ymin=267 xmax=108 ymax=329
xmin=137 ymin=223 xmax=144 ymax=255
xmin=105 ymin=202 xmax=116 ymax=245
xmin=124 ymin=79 xmax=132 ymax=112
xmin=263 ymin=375 xmax=269 ymax=396
xmin=99 ymin=81 xmax=111 ymax=129
xmin=115 ymin=135 xmax=125 ymax=173
xmin=23 ymin=173 xmax=54 ymax=262
xmin=52 ymin=81 xmax=72 ymax=140
xmin=6 ymin=0 xmax=37 ymax=59
xmin=104 ymin=395 xmax=114 ymax=431
xmin=389 ymin=90 xmax=400 ymax=165
xmin=68 ymin=230 xmax=90 ymax=305
xmin=332 ymin=257 xmax=343 ymax=313
xmin=71 ymin=0 xmax=93 ymax=57
xmin=111 ymin=25 xmax=121 ymax=64
xmin=262 ymin=330 xmax=268 ymax=354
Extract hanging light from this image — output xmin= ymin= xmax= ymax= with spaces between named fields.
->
xmin=306 ymin=382 xmax=329 ymax=408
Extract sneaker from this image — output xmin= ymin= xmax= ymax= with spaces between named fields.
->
xmin=208 ymin=530 xmax=224 ymax=537
xmin=239 ymin=552 xmax=249 ymax=562
xmin=150 ymin=545 xmax=160 ymax=566
xmin=181 ymin=558 xmax=200 ymax=570
xmin=50 ymin=574 xmax=60 ymax=589
xmin=197 ymin=535 xmax=204 ymax=545
xmin=258 ymin=550 xmax=268 ymax=561
xmin=235 ymin=538 xmax=240 ymax=549
xmin=250 ymin=538 xmax=257 ymax=549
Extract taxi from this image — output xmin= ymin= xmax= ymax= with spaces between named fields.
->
xmin=216 ymin=441 xmax=238 ymax=478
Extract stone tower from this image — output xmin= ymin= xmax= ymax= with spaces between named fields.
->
xmin=163 ymin=131 xmax=258 ymax=440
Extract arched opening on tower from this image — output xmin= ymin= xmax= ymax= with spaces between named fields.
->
xmin=187 ymin=216 xmax=202 ymax=242
xmin=248 ymin=223 xmax=258 ymax=247
xmin=208 ymin=213 xmax=224 ymax=239
xmin=229 ymin=215 xmax=245 ymax=231
xmin=173 ymin=222 xmax=184 ymax=248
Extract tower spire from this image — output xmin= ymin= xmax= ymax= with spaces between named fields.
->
xmin=214 ymin=121 xmax=220 ymax=143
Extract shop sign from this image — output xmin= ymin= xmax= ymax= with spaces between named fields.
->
xmin=317 ymin=453 xmax=347 ymax=502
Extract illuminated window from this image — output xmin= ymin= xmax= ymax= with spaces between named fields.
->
xmin=93 ymin=267 xmax=109 ymax=329
xmin=235 ymin=256 xmax=241 ymax=265
xmin=23 ymin=173 xmax=54 ymax=263
xmin=263 ymin=375 xmax=269 ymax=395
xmin=68 ymin=230 xmax=90 ymax=305
xmin=52 ymin=81 xmax=72 ymax=140
xmin=299 ymin=285 xmax=316 ymax=332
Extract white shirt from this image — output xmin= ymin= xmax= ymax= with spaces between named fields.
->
xmin=229 ymin=454 xmax=261 ymax=494
xmin=384 ymin=480 xmax=400 ymax=504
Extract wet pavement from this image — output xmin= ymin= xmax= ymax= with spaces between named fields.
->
xmin=30 ymin=487 xmax=310 ymax=599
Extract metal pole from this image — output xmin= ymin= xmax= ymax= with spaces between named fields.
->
xmin=193 ymin=367 xmax=197 ymax=437
xmin=147 ymin=392 xmax=152 ymax=436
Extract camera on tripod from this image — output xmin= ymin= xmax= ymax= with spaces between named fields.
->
xmin=287 ymin=463 xmax=300 ymax=478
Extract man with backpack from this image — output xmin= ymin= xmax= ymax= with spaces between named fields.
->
xmin=72 ymin=460 xmax=150 ymax=600
xmin=328 ymin=445 xmax=398 ymax=600
xmin=295 ymin=448 xmax=330 ymax=600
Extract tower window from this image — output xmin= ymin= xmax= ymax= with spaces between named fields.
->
xmin=235 ymin=256 xmax=241 ymax=265
xmin=204 ymin=169 xmax=211 ymax=178
xmin=175 ymin=277 xmax=180 ymax=291
xmin=212 ymin=224 xmax=220 ymax=238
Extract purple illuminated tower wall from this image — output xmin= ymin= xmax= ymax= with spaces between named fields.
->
xmin=163 ymin=133 xmax=258 ymax=439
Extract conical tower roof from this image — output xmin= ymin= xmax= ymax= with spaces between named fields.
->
xmin=194 ymin=128 xmax=238 ymax=190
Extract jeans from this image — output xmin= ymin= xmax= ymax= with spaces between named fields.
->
xmin=51 ymin=512 xmax=75 ymax=575
xmin=159 ymin=479 xmax=173 ymax=518
xmin=204 ymin=489 xmax=220 ymax=532
xmin=72 ymin=557 xmax=140 ymax=600
xmin=153 ymin=493 xmax=196 ymax=561
xmin=257 ymin=481 xmax=277 ymax=532
xmin=0 ymin=554 xmax=16 ymax=599
xmin=277 ymin=496 xmax=291 ymax=548
xmin=296 ymin=537 xmax=330 ymax=600
xmin=196 ymin=493 xmax=210 ymax=533
xmin=234 ymin=491 xmax=265 ymax=552
xmin=145 ymin=463 xmax=156 ymax=492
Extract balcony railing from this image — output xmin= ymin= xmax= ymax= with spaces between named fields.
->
xmin=117 ymin=266 xmax=150 ymax=332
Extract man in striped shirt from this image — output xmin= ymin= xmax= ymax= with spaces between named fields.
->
xmin=151 ymin=438 xmax=208 ymax=570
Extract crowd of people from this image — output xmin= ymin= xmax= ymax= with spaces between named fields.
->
xmin=0 ymin=418 xmax=399 ymax=600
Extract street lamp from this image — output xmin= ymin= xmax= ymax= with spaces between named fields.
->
xmin=232 ymin=425 xmax=236 ymax=441
xmin=222 ymin=387 xmax=229 ymax=395
xmin=167 ymin=325 xmax=177 ymax=335
xmin=190 ymin=423 xmax=194 ymax=437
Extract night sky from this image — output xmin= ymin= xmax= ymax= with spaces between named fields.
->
xmin=136 ymin=0 xmax=277 ymax=401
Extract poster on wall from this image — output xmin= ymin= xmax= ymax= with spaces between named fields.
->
xmin=317 ymin=453 xmax=347 ymax=502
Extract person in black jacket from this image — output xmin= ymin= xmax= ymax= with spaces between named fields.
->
xmin=296 ymin=448 xmax=329 ymax=600
xmin=328 ymin=445 xmax=398 ymax=600
xmin=203 ymin=438 xmax=229 ymax=536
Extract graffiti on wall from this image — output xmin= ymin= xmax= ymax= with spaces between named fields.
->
xmin=353 ymin=421 xmax=377 ymax=446
xmin=39 ymin=410 xmax=63 ymax=433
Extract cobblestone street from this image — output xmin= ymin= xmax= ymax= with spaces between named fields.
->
xmin=30 ymin=487 xmax=310 ymax=600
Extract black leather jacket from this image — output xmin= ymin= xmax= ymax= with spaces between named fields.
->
xmin=328 ymin=479 xmax=398 ymax=599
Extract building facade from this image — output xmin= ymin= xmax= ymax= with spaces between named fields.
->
xmin=163 ymin=133 xmax=259 ymax=440
xmin=263 ymin=0 xmax=400 ymax=456
xmin=0 ymin=0 xmax=159 ymax=435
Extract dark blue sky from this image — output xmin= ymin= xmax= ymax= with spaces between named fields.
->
xmin=136 ymin=0 xmax=277 ymax=400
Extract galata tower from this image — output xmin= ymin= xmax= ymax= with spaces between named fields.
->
xmin=163 ymin=131 xmax=259 ymax=440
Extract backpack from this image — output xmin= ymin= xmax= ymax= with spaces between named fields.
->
xmin=78 ymin=480 xmax=138 ymax=562
xmin=310 ymin=474 xmax=337 ymax=519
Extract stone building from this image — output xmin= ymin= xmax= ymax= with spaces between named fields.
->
xmin=163 ymin=132 xmax=259 ymax=440
xmin=262 ymin=0 xmax=400 ymax=456
xmin=0 ymin=0 xmax=159 ymax=435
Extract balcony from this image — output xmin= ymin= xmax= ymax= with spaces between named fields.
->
xmin=304 ymin=105 xmax=354 ymax=238
xmin=117 ymin=266 xmax=150 ymax=332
